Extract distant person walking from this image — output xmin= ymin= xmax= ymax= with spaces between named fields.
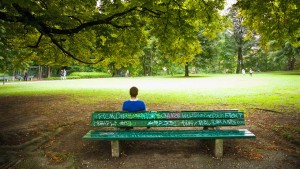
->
xmin=249 ymin=68 xmax=253 ymax=77
xmin=125 ymin=70 xmax=129 ymax=77
xmin=24 ymin=70 xmax=28 ymax=81
xmin=63 ymin=69 xmax=67 ymax=80
xmin=60 ymin=69 xmax=64 ymax=80
xmin=61 ymin=69 xmax=67 ymax=80
xmin=242 ymin=69 xmax=245 ymax=76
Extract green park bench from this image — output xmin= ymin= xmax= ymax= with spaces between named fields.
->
xmin=0 ymin=76 xmax=9 ymax=82
xmin=16 ymin=75 xmax=34 ymax=81
xmin=83 ymin=110 xmax=255 ymax=158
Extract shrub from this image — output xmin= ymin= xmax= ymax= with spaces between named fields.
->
xmin=46 ymin=76 xmax=61 ymax=80
xmin=69 ymin=72 xmax=111 ymax=78
xmin=46 ymin=72 xmax=110 ymax=80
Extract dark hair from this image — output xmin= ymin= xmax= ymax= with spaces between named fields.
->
xmin=130 ymin=86 xmax=138 ymax=97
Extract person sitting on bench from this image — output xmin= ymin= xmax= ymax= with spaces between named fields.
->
xmin=122 ymin=86 xmax=147 ymax=130
xmin=122 ymin=86 xmax=146 ymax=112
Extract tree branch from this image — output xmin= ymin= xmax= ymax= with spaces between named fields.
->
xmin=7 ymin=3 xmax=137 ymax=35
xmin=0 ymin=11 xmax=24 ymax=22
xmin=48 ymin=34 xmax=104 ymax=64
xmin=2 ymin=3 xmax=139 ymax=64
xmin=140 ymin=7 xmax=164 ymax=17
xmin=68 ymin=16 xmax=83 ymax=25
xmin=0 ymin=3 xmax=143 ymax=64
xmin=28 ymin=33 xmax=43 ymax=48
xmin=200 ymin=0 xmax=209 ymax=6
xmin=200 ymin=0 xmax=212 ymax=22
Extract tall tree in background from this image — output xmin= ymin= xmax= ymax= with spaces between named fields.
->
xmin=237 ymin=0 xmax=300 ymax=70
xmin=141 ymin=36 xmax=159 ymax=76
xmin=214 ymin=31 xmax=236 ymax=73
xmin=237 ymin=0 xmax=300 ymax=48
xmin=0 ymin=0 xmax=225 ymax=70
xmin=268 ymin=41 xmax=300 ymax=70
xmin=229 ymin=7 xmax=247 ymax=73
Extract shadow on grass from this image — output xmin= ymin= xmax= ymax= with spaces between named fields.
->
xmin=161 ymin=75 xmax=211 ymax=78
xmin=269 ymin=71 xmax=300 ymax=75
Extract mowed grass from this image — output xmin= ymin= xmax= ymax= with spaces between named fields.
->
xmin=0 ymin=73 xmax=299 ymax=111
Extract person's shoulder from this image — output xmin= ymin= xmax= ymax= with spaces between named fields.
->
xmin=123 ymin=100 xmax=131 ymax=104
xmin=137 ymin=100 xmax=146 ymax=105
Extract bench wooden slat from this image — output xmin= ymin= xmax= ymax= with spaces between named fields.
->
xmin=84 ymin=110 xmax=255 ymax=157
xmin=91 ymin=119 xmax=245 ymax=127
xmin=92 ymin=111 xmax=244 ymax=120
xmin=83 ymin=129 xmax=255 ymax=140
xmin=0 ymin=77 xmax=9 ymax=81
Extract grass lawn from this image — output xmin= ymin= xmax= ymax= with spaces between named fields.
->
xmin=0 ymin=72 xmax=299 ymax=168
xmin=0 ymin=72 xmax=299 ymax=112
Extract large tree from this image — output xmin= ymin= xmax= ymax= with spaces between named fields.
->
xmin=229 ymin=7 xmax=247 ymax=73
xmin=0 ymin=0 xmax=225 ymax=67
xmin=237 ymin=0 xmax=300 ymax=48
xmin=237 ymin=0 xmax=300 ymax=70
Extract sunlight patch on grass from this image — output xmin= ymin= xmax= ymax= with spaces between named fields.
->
xmin=0 ymin=73 xmax=299 ymax=111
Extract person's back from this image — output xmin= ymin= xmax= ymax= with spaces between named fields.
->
xmin=122 ymin=86 xmax=146 ymax=112
xmin=123 ymin=99 xmax=146 ymax=112
xmin=24 ymin=70 xmax=28 ymax=81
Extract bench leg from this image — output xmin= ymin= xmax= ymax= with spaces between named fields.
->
xmin=212 ymin=139 xmax=223 ymax=158
xmin=111 ymin=140 xmax=121 ymax=157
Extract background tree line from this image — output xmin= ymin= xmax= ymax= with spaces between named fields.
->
xmin=0 ymin=0 xmax=299 ymax=78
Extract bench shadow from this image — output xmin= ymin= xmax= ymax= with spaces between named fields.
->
xmin=122 ymin=140 xmax=211 ymax=157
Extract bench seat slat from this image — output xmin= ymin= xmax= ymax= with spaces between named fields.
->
xmin=83 ymin=129 xmax=255 ymax=140
xmin=92 ymin=119 xmax=245 ymax=127
xmin=92 ymin=111 xmax=243 ymax=120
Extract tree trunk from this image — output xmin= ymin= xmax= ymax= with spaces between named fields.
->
xmin=287 ymin=56 xmax=295 ymax=70
xmin=2 ymin=72 xmax=4 ymax=85
xmin=12 ymin=69 xmax=15 ymax=81
xmin=150 ymin=52 xmax=153 ymax=76
xmin=185 ymin=62 xmax=189 ymax=77
xmin=38 ymin=66 xmax=42 ymax=80
xmin=236 ymin=46 xmax=244 ymax=74
xmin=142 ymin=55 xmax=147 ymax=76
xmin=109 ymin=63 xmax=116 ymax=77
xmin=47 ymin=66 xmax=51 ymax=78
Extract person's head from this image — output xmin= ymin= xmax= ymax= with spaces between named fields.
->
xmin=129 ymin=86 xmax=138 ymax=98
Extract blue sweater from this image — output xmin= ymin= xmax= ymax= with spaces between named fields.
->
xmin=122 ymin=100 xmax=146 ymax=112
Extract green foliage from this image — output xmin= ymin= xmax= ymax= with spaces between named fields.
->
xmin=1 ymin=0 xmax=298 ymax=75
xmin=0 ymin=23 xmax=32 ymax=72
xmin=270 ymin=42 xmax=300 ymax=70
xmin=0 ymin=0 xmax=225 ymax=71
xmin=46 ymin=71 xmax=110 ymax=80
xmin=69 ymin=72 xmax=111 ymax=78
xmin=238 ymin=0 xmax=300 ymax=48
xmin=251 ymin=41 xmax=300 ymax=71
xmin=68 ymin=65 xmax=107 ymax=74
xmin=215 ymin=31 xmax=237 ymax=73
xmin=193 ymin=29 xmax=236 ymax=73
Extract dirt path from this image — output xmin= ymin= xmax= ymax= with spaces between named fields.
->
xmin=0 ymin=96 xmax=299 ymax=169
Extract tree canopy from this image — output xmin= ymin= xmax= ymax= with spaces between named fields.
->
xmin=237 ymin=0 xmax=300 ymax=48
xmin=0 ymin=0 xmax=299 ymax=75
xmin=0 ymin=0 xmax=224 ymax=66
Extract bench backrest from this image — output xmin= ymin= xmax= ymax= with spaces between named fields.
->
xmin=91 ymin=110 xmax=245 ymax=127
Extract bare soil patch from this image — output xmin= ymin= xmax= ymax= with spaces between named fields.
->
xmin=0 ymin=96 xmax=299 ymax=169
